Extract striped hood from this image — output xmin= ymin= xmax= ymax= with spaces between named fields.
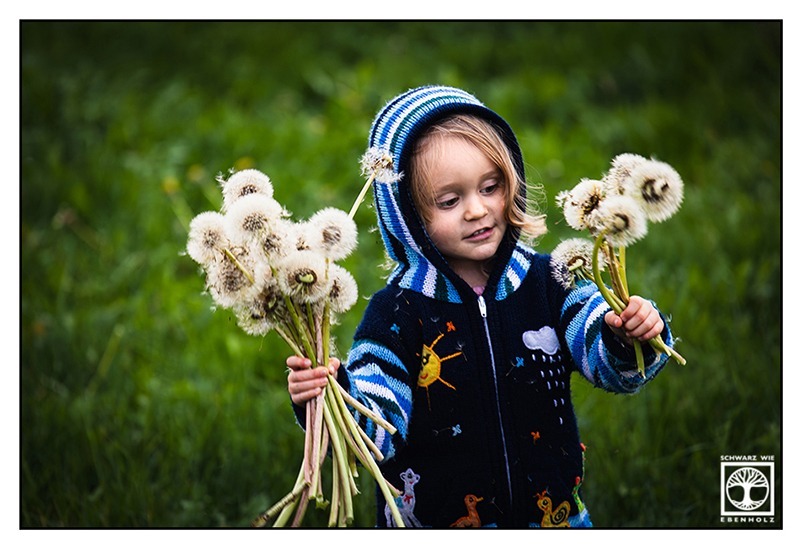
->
xmin=366 ymin=85 xmax=534 ymax=303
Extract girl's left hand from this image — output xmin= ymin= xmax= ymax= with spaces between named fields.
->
xmin=604 ymin=295 xmax=664 ymax=343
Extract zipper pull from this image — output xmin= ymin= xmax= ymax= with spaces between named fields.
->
xmin=478 ymin=295 xmax=487 ymax=318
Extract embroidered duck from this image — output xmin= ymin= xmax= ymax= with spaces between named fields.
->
xmin=450 ymin=494 xmax=484 ymax=528
xmin=535 ymin=490 xmax=570 ymax=528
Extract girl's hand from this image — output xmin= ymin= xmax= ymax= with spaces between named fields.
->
xmin=286 ymin=356 xmax=341 ymax=406
xmin=604 ymin=295 xmax=664 ymax=343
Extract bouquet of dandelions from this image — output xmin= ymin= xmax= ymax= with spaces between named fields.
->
xmin=186 ymin=159 xmax=405 ymax=528
xmin=552 ymin=153 xmax=687 ymax=376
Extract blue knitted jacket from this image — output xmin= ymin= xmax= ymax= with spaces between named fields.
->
xmin=338 ymin=245 xmax=670 ymax=528
xmin=334 ymin=86 xmax=672 ymax=528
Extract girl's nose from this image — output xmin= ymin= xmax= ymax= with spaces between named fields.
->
xmin=464 ymin=194 xmax=488 ymax=220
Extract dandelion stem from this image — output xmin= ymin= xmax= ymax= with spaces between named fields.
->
xmin=633 ymin=338 xmax=646 ymax=379
xmin=284 ymin=296 xmax=317 ymax=365
xmin=252 ymin=465 xmax=308 ymax=527
xmin=607 ymin=244 xmax=628 ymax=304
xmin=329 ymin=458 xmax=341 ymax=527
xmin=618 ymin=245 xmax=629 ymax=296
xmin=592 ymin=232 xmax=624 ymax=315
xmin=274 ymin=324 xmax=304 ymax=357
xmin=309 ymin=392 xmax=326 ymax=501
xmin=593 ymin=232 xmax=645 ymax=376
xmin=322 ymin=301 xmax=331 ymax=370
xmin=322 ymin=397 xmax=354 ymax=525
xmin=306 ymin=303 xmax=318 ymax=355
xmin=326 ymin=375 xmax=404 ymax=527
xmin=291 ymin=484 xmax=311 ymax=527
xmin=330 ymin=376 xmax=397 ymax=435
xmin=304 ymin=399 xmax=314 ymax=485
xmin=348 ymin=173 xmax=377 ymax=220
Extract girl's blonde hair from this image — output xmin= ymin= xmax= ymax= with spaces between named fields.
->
xmin=409 ymin=114 xmax=547 ymax=242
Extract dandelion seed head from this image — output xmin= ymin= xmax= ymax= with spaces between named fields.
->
xmin=307 ymin=207 xmax=358 ymax=261
xmin=558 ymin=178 xmax=606 ymax=231
xmin=225 ymin=193 xmax=285 ymax=246
xmin=360 ymin=146 xmax=401 ymax=183
xmin=258 ymin=217 xmax=294 ymax=262
xmin=327 ymin=264 xmax=359 ymax=313
xmin=187 ymin=211 xmax=228 ymax=265
xmin=220 ymin=168 xmax=274 ymax=212
xmin=292 ymin=221 xmax=313 ymax=252
xmin=625 ymin=159 xmax=684 ymax=222
xmin=549 ymin=256 xmax=573 ymax=291
xmin=550 ymin=238 xmax=601 ymax=290
xmin=589 ymin=195 xmax=648 ymax=247
xmin=276 ymin=250 xmax=330 ymax=303
xmin=234 ymin=282 xmax=286 ymax=336
xmin=206 ymin=247 xmax=260 ymax=308
xmin=602 ymin=153 xmax=648 ymax=195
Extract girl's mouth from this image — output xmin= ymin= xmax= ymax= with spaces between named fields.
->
xmin=465 ymin=227 xmax=493 ymax=241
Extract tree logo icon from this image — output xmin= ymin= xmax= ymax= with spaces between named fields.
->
xmin=721 ymin=461 xmax=774 ymax=516
xmin=726 ymin=467 xmax=769 ymax=511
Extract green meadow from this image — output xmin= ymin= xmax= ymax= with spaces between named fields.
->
xmin=20 ymin=21 xmax=781 ymax=528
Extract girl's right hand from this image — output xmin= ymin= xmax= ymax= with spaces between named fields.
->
xmin=286 ymin=356 xmax=340 ymax=406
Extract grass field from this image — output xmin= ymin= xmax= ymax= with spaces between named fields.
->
xmin=20 ymin=21 xmax=781 ymax=529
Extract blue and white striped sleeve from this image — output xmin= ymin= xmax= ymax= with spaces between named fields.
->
xmin=560 ymin=281 xmax=673 ymax=394
xmin=334 ymin=287 xmax=421 ymax=462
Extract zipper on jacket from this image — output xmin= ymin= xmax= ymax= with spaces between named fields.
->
xmin=478 ymin=295 xmax=513 ymax=510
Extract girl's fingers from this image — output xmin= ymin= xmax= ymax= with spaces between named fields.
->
xmin=606 ymin=296 xmax=664 ymax=342
xmin=286 ymin=356 xmax=312 ymax=371
xmin=288 ymin=366 xmax=329 ymax=405
xmin=290 ymin=386 xmax=324 ymax=406
xmin=286 ymin=356 xmax=341 ymax=405
xmin=620 ymin=296 xmax=664 ymax=341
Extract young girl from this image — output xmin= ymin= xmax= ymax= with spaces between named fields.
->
xmin=287 ymin=85 xmax=672 ymax=528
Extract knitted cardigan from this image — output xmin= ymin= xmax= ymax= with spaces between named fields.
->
xmin=328 ymin=86 xmax=671 ymax=527
xmin=337 ymin=246 xmax=670 ymax=528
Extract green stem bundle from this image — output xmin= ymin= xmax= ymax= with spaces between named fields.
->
xmin=252 ymin=300 xmax=404 ymax=528
xmin=591 ymin=231 xmax=686 ymax=377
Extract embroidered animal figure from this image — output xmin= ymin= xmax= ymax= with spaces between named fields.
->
xmin=385 ymin=468 xmax=423 ymax=527
xmin=535 ymin=490 xmax=571 ymax=528
xmin=450 ymin=494 xmax=484 ymax=528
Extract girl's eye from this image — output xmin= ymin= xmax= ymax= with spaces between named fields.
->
xmin=436 ymin=197 xmax=458 ymax=209
xmin=481 ymin=182 xmax=500 ymax=195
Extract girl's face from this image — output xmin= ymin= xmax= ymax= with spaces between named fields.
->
xmin=417 ymin=135 xmax=508 ymax=284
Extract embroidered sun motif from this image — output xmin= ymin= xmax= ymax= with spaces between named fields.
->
xmin=417 ymin=331 xmax=463 ymax=410
xmin=419 ymin=333 xmax=461 ymax=391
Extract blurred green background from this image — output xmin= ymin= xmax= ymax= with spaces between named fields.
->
xmin=20 ymin=21 xmax=781 ymax=528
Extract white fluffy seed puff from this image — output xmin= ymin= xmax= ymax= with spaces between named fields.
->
xmin=205 ymin=246 xmax=263 ymax=309
xmin=306 ymin=207 xmax=358 ymax=261
xmin=219 ymin=168 xmax=274 ymax=213
xmin=602 ymin=153 xmax=648 ymax=195
xmin=276 ymin=250 xmax=331 ymax=304
xmin=588 ymin=195 xmax=648 ymax=248
xmin=360 ymin=146 xmax=400 ymax=184
xmin=233 ymin=282 xmax=286 ymax=336
xmin=225 ymin=193 xmax=287 ymax=248
xmin=550 ymin=237 xmax=604 ymax=290
xmin=187 ymin=211 xmax=229 ymax=266
xmin=326 ymin=264 xmax=359 ymax=314
xmin=623 ymin=159 xmax=684 ymax=222
xmin=556 ymin=178 xmax=606 ymax=231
